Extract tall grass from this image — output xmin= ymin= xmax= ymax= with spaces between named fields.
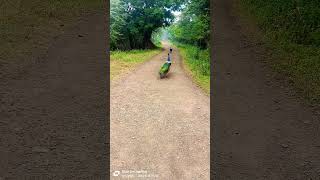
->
xmin=239 ymin=0 xmax=320 ymax=103
xmin=176 ymin=43 xmax=210 ymax=94
xmin=110 ymin=48 xmax=162 ymax=80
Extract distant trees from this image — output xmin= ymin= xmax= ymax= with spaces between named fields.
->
xmin=110 ymin=0 xmax=127 ymax=49
xmin=168 ymin=0 xmax=210 ymax=49
xmin=110 ymin=0 xmax=185 ymax=50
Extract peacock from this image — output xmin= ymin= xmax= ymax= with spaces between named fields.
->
xmin=159 ymin=62 xmax=171 ymax=78
xmin=159 ymin=52 xmax=172 ymax=79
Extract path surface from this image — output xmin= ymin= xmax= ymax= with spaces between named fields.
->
xmin=110 ymin=44 xmax=210 ymax=179
xmin=0 ymin=12 xmax=108 ymax=179
xmin=212 ymin=0 xmax=320 ymax=179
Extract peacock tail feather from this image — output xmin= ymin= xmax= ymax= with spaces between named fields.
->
xmin=159 ymin=62 xmax=170 ymax=74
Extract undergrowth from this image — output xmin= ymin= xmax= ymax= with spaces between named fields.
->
xmin=238 ymin=0 xmax=320 ymax=103
xmin=110 ymin=48 xmax=162 ymax=80
xmin=175 ymin=43 xmax=210 ymax=94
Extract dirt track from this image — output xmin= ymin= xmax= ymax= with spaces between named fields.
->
xmin=110 ymin=44 xmax=210 ymax=179
xmin=212 ymin=0 xmax=320 ymax=179
xmin=0 ymin=12 xmax=108 ymax=179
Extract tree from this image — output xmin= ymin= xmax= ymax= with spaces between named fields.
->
xmin=168 ymin=0 xmax=210 ymax=49
xmin=110 ymin=0 xmax=128 ymax=49
xmin=111 ymin=0 xmax=185 ymax=50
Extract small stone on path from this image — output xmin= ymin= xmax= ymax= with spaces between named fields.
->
xmin=32 ymin=146 xmax=49 ymax=153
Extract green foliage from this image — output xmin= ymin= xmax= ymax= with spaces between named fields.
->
xmin=110 ymin=0 xmax=185 ymax=50
xmin=110 ymin=48 xmax=162 ymax=79
xmin=239 ymin=0 xmax=320 ymax=103
xmin=151 ymin=28 xmax=165 ymax=47
xmin=168 ymin=0 xmax=210 ymax=49
xmin=167 ymin=0 xmax=210 ymax=93
xmin=110 ymin=0 xmax=128 ymax=49
xmin=111 ymin=49 xmax=161 ymax=62
xmin=176 ymin=43 xmax=210 ymax=93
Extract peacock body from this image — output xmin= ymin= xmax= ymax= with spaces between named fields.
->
xmin=159 ymin=62 xmax=171 ymax=79
xmin=160 ymin=50 xmax=172 ymax=79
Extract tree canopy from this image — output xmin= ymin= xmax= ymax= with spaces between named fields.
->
xmin=111 ymin=0 xmax=185 ymax=50
xmin=168 ymin=0 xmax=210 ymax=49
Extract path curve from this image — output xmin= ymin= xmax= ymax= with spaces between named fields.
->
xmin=110 ymin=44 xmax=210 ymax=179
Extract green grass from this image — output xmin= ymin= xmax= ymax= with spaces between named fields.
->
xmin=110 ymin=48 xmax=162 ymax=80
xmin=237 ymin=0 xmax=320 ymax=104
xmin=175 ymin=43 xmax=210 ymax=94
xmin=0 ymin=0 xmax=103 ymax=63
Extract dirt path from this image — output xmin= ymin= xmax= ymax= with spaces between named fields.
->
xmin=212 ymin=0 xmax=320 ymax=179
xmin=110 ymin=43 xmax=210 ymax=179
xmin=0 ymin=12 xmax=107 ymax=179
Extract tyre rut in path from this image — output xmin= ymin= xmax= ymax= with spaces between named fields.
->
xmin=212 ymin=0 xmax=320 ymax=179
xmin=110 ymin=44 xmax=210 ymax=179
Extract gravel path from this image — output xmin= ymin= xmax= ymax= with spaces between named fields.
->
xmin=212 ymin=0 xmax=320 ymax=179
xmin=110 ymin=44 xmax=210 ymax=179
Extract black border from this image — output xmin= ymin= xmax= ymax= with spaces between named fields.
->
xmin=210 ymin=0 xmax=215 ymax=178
xmin=106 ymin=0 xmax=111 ymax=178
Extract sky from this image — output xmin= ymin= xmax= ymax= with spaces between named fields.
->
xmin=172 ymin=11 xmax=182 ymax=23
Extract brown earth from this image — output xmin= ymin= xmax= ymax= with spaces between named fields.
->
xmin=212 ymin=0 xmax=320 ymax=179
xmin=0 ymin=12 xmax=108 ymax=179
xmin=110 ymin=43 xmax=210 ymax=179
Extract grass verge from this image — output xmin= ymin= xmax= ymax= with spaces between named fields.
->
xmin=110 ymin=48 xmax=162 ymax=80
xmin=175 ymin=43 xmax=210 ymax=94
xmin=0 ymin=0 xmax=103 ymax=63
xmin=235 ymin=0 xmax=320 ymax=104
